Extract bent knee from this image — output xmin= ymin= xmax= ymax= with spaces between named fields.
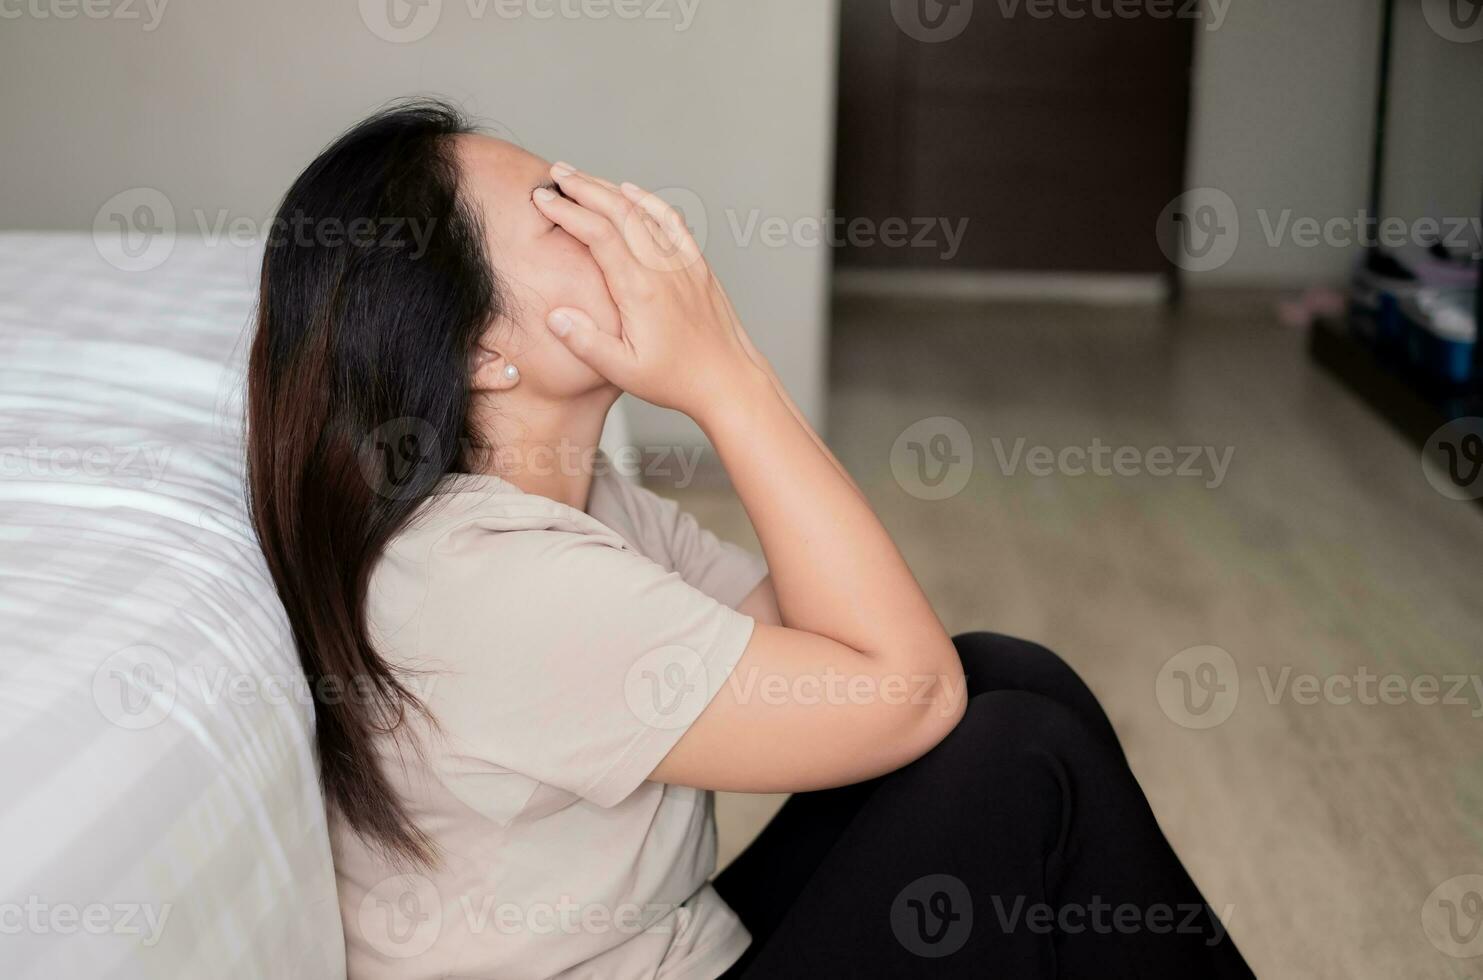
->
xmin=895 ymin=691 xmax=1088 ymax=836
xmin=933 ymin=689 xmax=1100 ymax=768
xmin=953 ymin=630 xmax=1067 ymax=668
xmin=953 ymin=631 xmax=1086 ymax=691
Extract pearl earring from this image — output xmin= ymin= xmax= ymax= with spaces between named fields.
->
xmin=503 ymin=364 xmax=519 ymax=382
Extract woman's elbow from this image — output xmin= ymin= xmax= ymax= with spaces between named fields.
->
xmin=891 ymin=662 xmax=969 ymax=767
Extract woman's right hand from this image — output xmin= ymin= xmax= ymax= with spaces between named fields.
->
xmin=532 ymin=164 xmax=760 ymax=420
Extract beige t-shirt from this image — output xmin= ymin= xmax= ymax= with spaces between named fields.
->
xmin=333 ymin=465 xmax=768 ymax=980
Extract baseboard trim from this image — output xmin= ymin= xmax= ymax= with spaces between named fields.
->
xmin=833 ymin=269 xmax=1170 ymax=305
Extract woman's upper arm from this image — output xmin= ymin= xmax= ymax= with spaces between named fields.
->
xmin=608 ymin=479 xmax=768 ymax=607
xmin=648 ymin=621 xmax=965 ymax=794
xmin=736 ymin=575 xmax=780 ymax=626
xmin=420 ymin=520 xmax=960 ymax=802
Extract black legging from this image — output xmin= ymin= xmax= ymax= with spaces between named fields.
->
xmin=715 ymin=632 xmax=1253 ymax=978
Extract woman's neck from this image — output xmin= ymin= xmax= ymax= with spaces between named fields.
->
xmin=470 ymin=386 xmax=620 ymax=512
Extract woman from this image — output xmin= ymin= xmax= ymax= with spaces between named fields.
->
xmin=246 ymin=100 xmax=1251 ymax=979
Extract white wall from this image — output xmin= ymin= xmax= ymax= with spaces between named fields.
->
xmin=0 ymin=0 xmax=838 ymax=445
xmin=1184 ymin=0 xmax=1482 ymax=285
xmin=1380 ymin=1 xmax=1483 ymax=253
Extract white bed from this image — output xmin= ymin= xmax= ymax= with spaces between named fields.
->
xmin=0 ymin=232 xmax=633 ymax=978
xmin=0 ymin=232 xmax=346 ymax=979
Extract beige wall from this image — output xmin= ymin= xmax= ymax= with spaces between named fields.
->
xmin=0 ymin=0 xmax=838 ymax=445
xmin=5 ymin=0 xmax=1477 ymax=365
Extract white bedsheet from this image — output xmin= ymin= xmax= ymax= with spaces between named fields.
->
xmin=0 ymin=231 xmax=638 ymax=979
xmin=0 ymin=233 xmax=345 ymax=979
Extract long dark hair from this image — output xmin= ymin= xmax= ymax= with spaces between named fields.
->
xmin=246 ymin=99 xmax=499 ymax=867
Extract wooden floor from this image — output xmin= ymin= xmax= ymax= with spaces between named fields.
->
xmin=664 ymin=290 xmax=1483 ymax=979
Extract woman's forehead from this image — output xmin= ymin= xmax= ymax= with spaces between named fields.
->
xmin=456 ymin=135 xmax=551 ymax=191
xmin=455 ymin=134 xmax=550 ymax=210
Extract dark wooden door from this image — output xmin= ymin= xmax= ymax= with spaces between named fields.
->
xmin=834 ymin=0 xmax=1196 ymax=274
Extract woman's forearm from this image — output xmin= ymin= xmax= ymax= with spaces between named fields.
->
xmin=697 ymin=365 xmax=955 ymax=671
xmin=747 ymin=351 xmax=867 ymax=503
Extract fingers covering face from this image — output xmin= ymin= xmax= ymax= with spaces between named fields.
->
xmin=536 ymin=164 xmax=702 ymax=275
xmin=620 ymin=181 xmax=703 ymax=270
xmin=552 ymin=165 xmax=690 ymax=272
xmin=532 ymin=171 xmax=644 ymax=290
xmin=548 ymin=164 xmax=631 ymax=229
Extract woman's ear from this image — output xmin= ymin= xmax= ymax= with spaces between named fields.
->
xmin=470 ymin=343 xmax=521 ymax=393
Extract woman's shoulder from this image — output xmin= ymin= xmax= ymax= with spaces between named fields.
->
xmin=397 ymin=472 xmax=632 ymax=553
xmin=365 ymin=474 xmax=650 ymax=651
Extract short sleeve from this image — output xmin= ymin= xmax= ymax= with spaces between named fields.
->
xmin=597 ymin=478 xmax=769 ymax=609
xmin=411 ymin=520 xmax=756 ymax=808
